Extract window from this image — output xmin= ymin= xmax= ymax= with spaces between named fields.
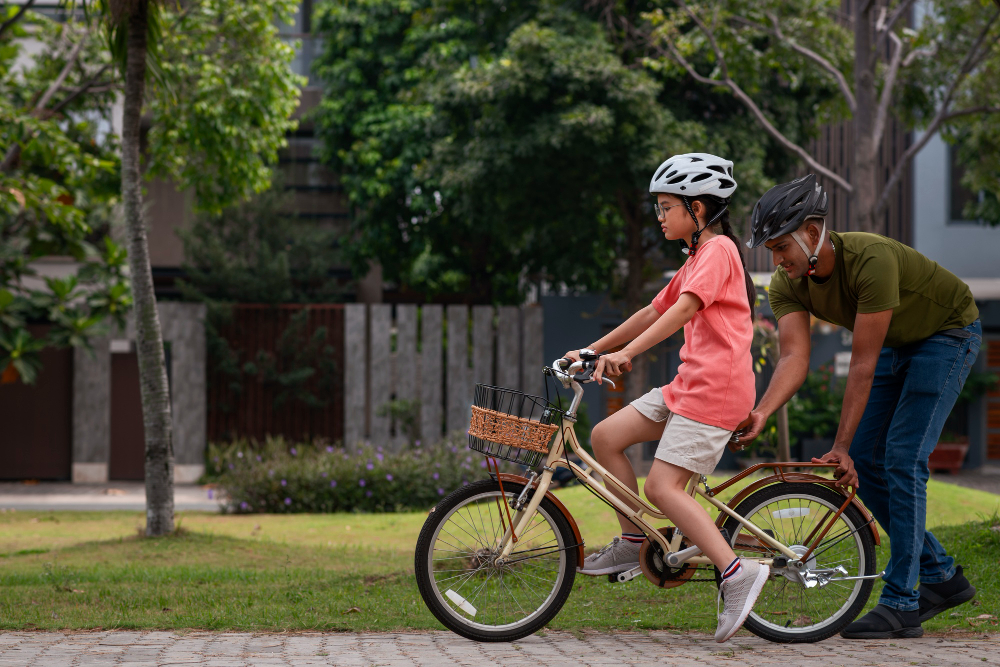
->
xmin=949 ymin=143 xmax=982 ymax=224
xmin=277 ymin=134 xmax=349 ymax=230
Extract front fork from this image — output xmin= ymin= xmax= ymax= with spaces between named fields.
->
xmin=495 ymin=468 xmax=556 ymax=563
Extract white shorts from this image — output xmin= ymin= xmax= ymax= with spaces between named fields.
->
xmin=630 ymin=388 xmax=734 ymax=475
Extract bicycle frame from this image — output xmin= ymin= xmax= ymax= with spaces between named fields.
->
xmin=493 ymin=368 xmax=870 ymax=574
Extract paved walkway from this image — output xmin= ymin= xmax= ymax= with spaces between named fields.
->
xmin=0 ymin=631 xmax=998 ymax=666
xmin=0 ymin=482 xmax=221 ymax=512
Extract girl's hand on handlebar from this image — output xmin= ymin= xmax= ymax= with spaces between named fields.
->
xmin=562 ymin=350 xmax=583 ymax=364
xmin=594 ymin=350 xmax=632 ymax=385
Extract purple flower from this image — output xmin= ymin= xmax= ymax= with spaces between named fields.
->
xmin=415 ymin=440 xmax=421 ymax=447
xmin=433 ymin=472 xmax=439 ymax=480
xmin=462 ymin=480 xmax=468 ymax=486
xmin=228 ymin=463 xmax=235 ymax=470
xmin=207 ymin=489 xmax=214 ymax=499
xmin=239 ymin=501 xmax=249 ymax=511
xmin=269 ymin=469 xmax=275 ymax=477
xmin=376 ymin=453 xmax=384 ymax=462
xmin=364 ymin=440 xmax=371 ymax=447
xmin=450 ymin=446 xmax=458 ymax=454
xmin=465 ymin=456 xmax=472 ymax=463
xmin=330 ymin=480 xmax=337 ymax=488
xmin=281 ymin=479 xmax=287 ymax=487
xmin=359 ymin=479 xmax=366 ymax=487
xmin=480 ymin=460 xmax=488 ymax=468
xmin=326 ymin=446 xmax=334 ymax=453
xmin=290 ymin=447 xmax=297 ymax=456
xmin=236 ymin=451 xmax=243 ymax=458
xmin=365 ymin=490 xmax=373 ymax=498
xmin=284 ymin=497 xmax=292 ymax=506
xmin=386 ymin=474 xmax=393 ymax=482
xmin=377 ymin=445 xmax=383 ymax=453
xmin=213 ymin=457 xmax=219 ymax=463
xmin=437 ymin=488 xmax=445 ymax=495
xmin=256 ymin=455 xmax=262 ymax=462
xmin=321 ymin=471 xmax=327 ymax=477
xmin=366 ymin=462 xmax=374 ymax=471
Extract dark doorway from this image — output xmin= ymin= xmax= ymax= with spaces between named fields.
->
xmin=0 ymin=329 xmax=73 ymax=480
xmin=109 ymin=344 xmax=172 ymax=480
xmin=110 ymin=350 xmax=145 ymax=480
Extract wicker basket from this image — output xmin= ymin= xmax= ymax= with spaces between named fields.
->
xmin=467 ymin=384 xmax=561 ymax=466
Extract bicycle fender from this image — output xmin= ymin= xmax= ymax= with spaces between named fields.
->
xmin=714 ymin=473 xmax=881 ymax=546
xmin=494 ymin=473 xmax=586 ymax=566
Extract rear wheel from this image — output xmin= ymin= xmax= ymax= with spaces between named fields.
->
xmin=414 ymin=479 xmax=578 ymax=642
xmin=720 ymin=482 xmax=877 ymax=643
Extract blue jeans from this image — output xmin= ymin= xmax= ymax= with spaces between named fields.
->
xmin=850 ymin=319 xmax=982 ymax=611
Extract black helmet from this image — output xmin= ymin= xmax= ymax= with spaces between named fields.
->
xmin=746 ymin=174 xmax=829 ymax=249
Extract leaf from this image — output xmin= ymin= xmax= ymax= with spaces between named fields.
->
xmin=343 ymin=606 xmax=362 ymax=614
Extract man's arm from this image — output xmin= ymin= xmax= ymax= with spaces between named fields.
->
xmin=741 ymin=311 xmax=812 ymax=439
xmin=812 ymin=309 xmax=892 ymax=488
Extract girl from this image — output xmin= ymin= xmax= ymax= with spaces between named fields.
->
xmin=565 ymin=153 xmax=762 ymax=642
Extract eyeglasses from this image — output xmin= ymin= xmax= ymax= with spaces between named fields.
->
xmin=654 ymin=202 xmax=683 ymax=219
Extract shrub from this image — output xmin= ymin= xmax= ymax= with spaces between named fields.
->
xmin=209 ymin=435 xmax=516 ymax=513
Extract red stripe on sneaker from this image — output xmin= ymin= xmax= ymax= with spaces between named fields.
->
xmin=722 ymin=561 xmax=742 ymax=579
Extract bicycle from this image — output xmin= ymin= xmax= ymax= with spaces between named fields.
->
xmin=414 ymin=353 xmax=883 ymax=643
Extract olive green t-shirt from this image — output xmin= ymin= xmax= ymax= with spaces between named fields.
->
xmin=768 ymin=232 xmax=979 ymax=348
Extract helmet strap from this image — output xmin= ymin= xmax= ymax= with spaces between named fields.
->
xmin=791 ymin=219 xmax=826 ymax=276
xmin=681 ymin=198 xmax=727 ymax=256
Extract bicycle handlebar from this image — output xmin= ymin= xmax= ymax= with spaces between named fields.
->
xmin=548 ymin=355 xmax=616 ymax=389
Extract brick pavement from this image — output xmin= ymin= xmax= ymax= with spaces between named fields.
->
xmin=0 ymin=631 xmax=998 ymax=666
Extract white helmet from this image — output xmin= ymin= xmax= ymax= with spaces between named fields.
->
xmin=649 ymin=153 xmax=737 ymax=200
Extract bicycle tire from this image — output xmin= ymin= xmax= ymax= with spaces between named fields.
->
xmin=414 ymin=479 xmax=578 ymax=642
xmin=719 ymin=482 xmax=877 ymax=643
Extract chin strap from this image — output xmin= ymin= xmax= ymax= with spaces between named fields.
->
xmin=681 ymin=198 xmax=728 ymax=256
xmin=791 ymin=219 xmax=826 ymax=276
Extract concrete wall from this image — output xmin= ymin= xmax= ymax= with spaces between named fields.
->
xmin=71 ymin=302 xmax=207 ymax=483
xmin=911 ymin=131 xmax=1000 ymax=278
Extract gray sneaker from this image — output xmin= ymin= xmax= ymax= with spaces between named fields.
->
xmin=577 ymin=537 xmax=641 ymax=576
xmin=715 ymin=559 xmax=769 ymax=642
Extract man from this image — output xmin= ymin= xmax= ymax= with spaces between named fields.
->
xmin=742 ymin=174 xmax=981 ymax=639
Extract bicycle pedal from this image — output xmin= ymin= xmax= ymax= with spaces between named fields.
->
xmin=608 ymin=566 xmax=643 ymax=584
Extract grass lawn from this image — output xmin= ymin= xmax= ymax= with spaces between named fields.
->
xmin=0 ymin=476 xmax=997 ymax=633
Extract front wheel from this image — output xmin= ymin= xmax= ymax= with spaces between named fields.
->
xmin=720 ymin=482 xmax=878 ymax=643
xmin=414 ymin=479 xmax=578 ymax=642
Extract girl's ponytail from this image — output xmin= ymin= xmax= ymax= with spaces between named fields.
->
xmin=692 ymin=196 xmax=756 ymax=321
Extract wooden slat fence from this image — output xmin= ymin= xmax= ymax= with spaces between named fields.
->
xmin=344 ymin=304 xmax=544 ymax=450
xmin=208 ymin=305 xmax=345 ymax=443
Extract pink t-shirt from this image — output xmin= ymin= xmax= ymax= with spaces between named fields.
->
xmin=651 ymin=236 xmax=755 ymax=431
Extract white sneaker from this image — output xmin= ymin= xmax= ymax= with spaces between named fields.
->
xmin=715 ymin=559 xmax=769 ymax=642
xmin=577 ymin=537 xmax=641 ymax=576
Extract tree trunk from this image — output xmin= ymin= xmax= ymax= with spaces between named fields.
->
xmin=122 ymin=0 xmax=175 ymax=536
xmin=853 ymin=2 xmax=879 ymax=233
xmin=621 ymin=192 xmax=648 ymax=470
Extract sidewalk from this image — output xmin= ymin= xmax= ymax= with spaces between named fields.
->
xmin=0 ymin=630 xmax=998 ymax=666
xmin=0 ymin=482 xmax=222 ymax=512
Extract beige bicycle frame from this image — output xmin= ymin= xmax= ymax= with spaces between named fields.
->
xmin=497 ymin=420 xmax=799 ymax=564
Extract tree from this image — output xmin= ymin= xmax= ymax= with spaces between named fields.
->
xmin=1 ymin=1 xmax=131 ymax=384
xmin=93 ymin=0 xmax=304 ymax=536
xmin=314 ymin=0 xmax=834 ymax=456
xmin=645 ymin=0 xmax=1000 ymax=230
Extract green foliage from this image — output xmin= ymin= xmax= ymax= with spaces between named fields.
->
xmin=0 ymin=6 xmax=131 ymax=383
xmin=376 ymin=399 xmax=421 ymax=447
xmin=146 ymin=0 xmax=307 ymax=214
xmin=312 ymin=0 xmax=815 ymax=303
xmin=179 ymin=186 xmax=346 ymax=305
xmin=786 ymin=364 xmax=845 ymax=441
xmin=210 ymin=436 xmax=515 ymax=513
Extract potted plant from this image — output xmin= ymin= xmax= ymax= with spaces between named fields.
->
xmin=786 ymin=365 xmax=845 ymax=461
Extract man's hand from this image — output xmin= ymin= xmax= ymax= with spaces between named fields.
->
xmin=737 ymin=410 xmax=768 ymax=443
xmin=812 ymin=447 xmax=859 ymax=489
xmin=727 ymin=412 xmax=760 ymax=453
xmin=594 ymin=350 xmax=632 ymax=384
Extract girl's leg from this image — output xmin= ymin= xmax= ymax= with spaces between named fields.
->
xmin=591 ymin=406 xmax=665 ymax=535
xmin=643 ymin=459 xmax=737 ymax=568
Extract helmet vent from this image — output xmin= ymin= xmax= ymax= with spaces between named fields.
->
xmin=655 ymin=166 xmax=671 ymax=181
xmin=708 ymin=165 xmax=726 ymax=174
xmin=688 ymin=156 xmax=703 ymax=162
xmin=718 ymin=178 xmax=735 ymax=189
xmin=691 ymin=173 xmax=711 ymax=182
xmin=667 ymin=174 xmax=686 ymax=184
